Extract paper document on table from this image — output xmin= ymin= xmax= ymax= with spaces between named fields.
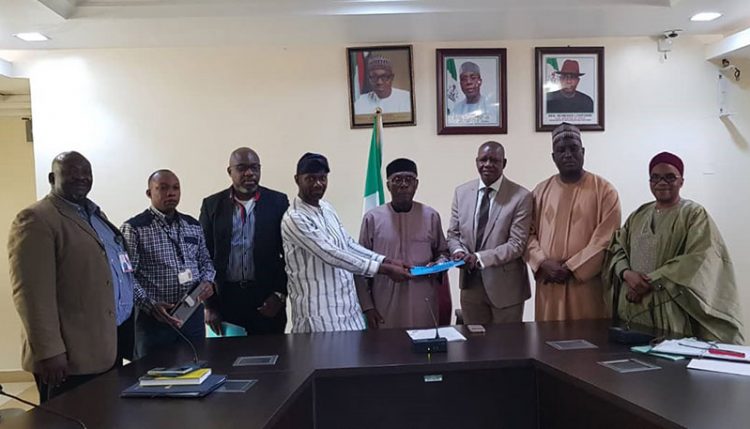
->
xmin=688 ymin=359 xmax=750 ymax=377
xmin=410 ymin=260 xmax=464 ymax=276
xmin=406 ymin=327 xmax=467 ymax=342
xmin=651 ymin=339 xmax=750 ymax=362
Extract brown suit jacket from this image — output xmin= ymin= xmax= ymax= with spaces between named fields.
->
xmin=8 ymin=193 xmax=118 ymax=375
xmin=447 ymin=177 xmax=533 ymax=309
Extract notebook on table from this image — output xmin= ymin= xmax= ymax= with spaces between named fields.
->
xmin=121 ymin=374 xmax=226 ymax=398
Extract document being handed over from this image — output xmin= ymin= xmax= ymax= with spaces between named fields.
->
xmin=410 ymin=260 xmax=465 ymax=276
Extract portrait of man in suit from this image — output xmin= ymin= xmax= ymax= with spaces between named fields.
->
xmin=447 ymin=142 xmax=533 ymax=324
xmin=545 ymin=59 xmax=594 ymax=113
xmin=200 ymin=147 xmax=290 ymax=336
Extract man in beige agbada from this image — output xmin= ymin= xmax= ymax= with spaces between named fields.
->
xmin=525 ymin=123 xmax=621 ymax=321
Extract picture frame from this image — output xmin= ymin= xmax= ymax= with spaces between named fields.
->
xmin=535 ymin=46 xmax=605 ymax=131
xmin=347 ymin=45 xmax=416 ymax=128
xmin=436 ymin=48 xmax=507 ymax=135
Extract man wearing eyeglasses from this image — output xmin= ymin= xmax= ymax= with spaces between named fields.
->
xmin=525 ymin=123 xmax=621 ymax=321
xmin=355 ymin=158 xmax=449 ymax=329
xmin=353 ymin=55 xmax=411 ymax=115
xmin=603 ymin=152 xmax=743 ymax=343
xmin=199 ymin=148 xmax=289 ymax=336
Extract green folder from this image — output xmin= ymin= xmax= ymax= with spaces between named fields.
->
xmin=631 ymin=345 xmax=686 ymax=361
xmin=207 ymin=322 xmax=248 ymax=338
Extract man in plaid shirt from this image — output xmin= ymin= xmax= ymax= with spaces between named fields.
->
xmin=122 ymin=169 xmax=216 ymax=359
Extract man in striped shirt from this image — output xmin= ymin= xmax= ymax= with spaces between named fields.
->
xmin=281 ymin=153 xmax=412 ymax=333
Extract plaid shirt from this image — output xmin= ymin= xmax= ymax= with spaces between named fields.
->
xmin=121 ymin=207 xmax=216 ymax=310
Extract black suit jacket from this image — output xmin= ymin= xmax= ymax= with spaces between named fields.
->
xmin=199 ymin=186 xmax=289 ymax=309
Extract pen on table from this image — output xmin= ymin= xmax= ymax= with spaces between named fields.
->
xmin=677 ymin=342 xmax=746 ymax=358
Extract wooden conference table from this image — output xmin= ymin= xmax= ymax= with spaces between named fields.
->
xmin=6 ymin=320 xmax=750 ymax=429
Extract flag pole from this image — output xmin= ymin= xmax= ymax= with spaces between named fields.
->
xmin=362 ymin=108 xmax=385 ymax=216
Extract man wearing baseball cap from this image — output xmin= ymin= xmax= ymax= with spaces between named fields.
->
xmin=603 ymin=152 xmax=743 ymax=343
xmin=281 ymin=153 xmax=412 ymax=333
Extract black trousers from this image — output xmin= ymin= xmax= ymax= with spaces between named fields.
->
xmin=220 ymin=281 xmax=286 ymax=335
xmin=35 ymin=313 xmax=134 ymax=403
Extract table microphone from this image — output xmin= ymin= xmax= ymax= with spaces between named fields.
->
xmin=0 ymin=384 xmax=88 ymax=429
xmin=412 ymin=298 xmax=448 ymax=354
xmin=609 ymin=286 xmax=683 ymax=345
xmin=167 ymin=320 xmax=207 ymax=368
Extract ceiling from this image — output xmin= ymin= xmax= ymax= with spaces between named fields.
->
xmin=0 ymin=0 xmax=748 ymax=50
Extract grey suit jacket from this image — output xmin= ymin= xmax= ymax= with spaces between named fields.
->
xmin=447 ymin=177 xmax=533 ymax=309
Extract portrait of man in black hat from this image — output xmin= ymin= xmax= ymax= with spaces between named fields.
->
xmin=545 ymin=59 xmax=594 ymax=113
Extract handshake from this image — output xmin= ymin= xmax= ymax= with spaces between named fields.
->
xmin=377 ymin=258 xmax=413 ymax=282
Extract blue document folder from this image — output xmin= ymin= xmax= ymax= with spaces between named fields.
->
xmin=207 ymin=322 xmax=248 ymax=338
xmin=410 ymin=260 xmax=465 ymax=276
xmin=121 ymin=374 xmax=226 ymax=398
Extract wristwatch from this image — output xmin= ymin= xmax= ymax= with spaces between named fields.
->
xmin=273 ymin=292 xmax=287 ymax=303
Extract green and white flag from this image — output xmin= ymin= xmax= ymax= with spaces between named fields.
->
xmin=363 ymin=112 xmax=384 ymax=215
xmin=545 ymin=57 xmax=560 ymax=84
xmin=445 ymin=58 xmax=459 ymax=115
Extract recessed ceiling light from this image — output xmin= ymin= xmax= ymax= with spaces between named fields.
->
xmin=13 ymin=32 xmax=50 ymax=42
xmin=690 ymin=12 xmax=722 ymax=22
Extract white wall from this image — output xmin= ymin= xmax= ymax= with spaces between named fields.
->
xmin=0 ymin=116 xmax=36 ymax=371
xmin=2 ymin=35 xmax=749 ymax=369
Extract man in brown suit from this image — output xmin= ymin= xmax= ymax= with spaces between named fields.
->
xmin=448 ymin=142 xmax=533 ymax=324
xmin=8 ymin=152 xmax=135 ymax=402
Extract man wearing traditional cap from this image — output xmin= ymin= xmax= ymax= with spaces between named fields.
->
xmin=281 ymin=153 xmax=412 ymax=333
xmin=603 ymin=152 xmax=743 ymax=343
xmin=546 ymin=59 xmax=594 ymax=113
xmin=355 ymin=159 xmax=450 ymax=329
xmin=353 ymin=55 xmax=412 ymax=115
xmin=525 ymin=123 xmax=621 ymax=321
xmin=448 ymin=61 xmax=499 ymax=125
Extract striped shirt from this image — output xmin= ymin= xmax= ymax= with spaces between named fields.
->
xmin=281 ymin=197 xmax=384 ymax=333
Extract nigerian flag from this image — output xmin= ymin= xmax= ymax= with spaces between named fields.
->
xmin=362 ymin=112 xmax=384 ymax=215
xmin=445 ymin=58 xmax=459 ymax=115
xmin=545 ymin=57 xmax=560 ymax=83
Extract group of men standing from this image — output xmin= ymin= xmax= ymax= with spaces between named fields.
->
xmin=8 ymin=123 xmax=743 ymax=403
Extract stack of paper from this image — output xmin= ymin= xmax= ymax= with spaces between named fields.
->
xmin=406 ymin=327 xmax=467 ymax=342
xmin=687 ymin=359 xmax=750 ymax=377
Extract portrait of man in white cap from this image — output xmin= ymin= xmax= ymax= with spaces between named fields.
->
xmin=353 ymin=54 xmax=412 ymax=116
xmin=546 ymin=59 xmax=594 ymax=113
xmin=447 ymin=61 xmax=499 ymax=126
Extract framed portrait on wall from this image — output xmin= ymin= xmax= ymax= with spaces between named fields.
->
xmin=347 ymin=45 xmax=416 ymax=128
xmin=436 ymin=48 xmax=507 ymax=135
xmin=535 ymin=46 xmax=604 ymax=131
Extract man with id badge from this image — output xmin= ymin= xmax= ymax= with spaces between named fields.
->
xmin=121 ymin=169 xmax=216 ymax=359
xmin=9 ymin=152 xmax=135 ymax=402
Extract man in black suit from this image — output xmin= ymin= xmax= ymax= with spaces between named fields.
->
xmin=200 ymin=147 xmax=289 ymax=335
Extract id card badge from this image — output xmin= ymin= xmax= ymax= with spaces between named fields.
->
xmin=178 ymin=269 xmax=194 ymax=285
xmin=118 ymin=252 xmax=134 ymax=273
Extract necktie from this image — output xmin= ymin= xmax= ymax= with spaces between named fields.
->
xmin=475 ymin=187 xmax=491 ymax=250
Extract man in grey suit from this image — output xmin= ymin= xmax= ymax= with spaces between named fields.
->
xmin=448 ymin=142 xmax=533 ymax=324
